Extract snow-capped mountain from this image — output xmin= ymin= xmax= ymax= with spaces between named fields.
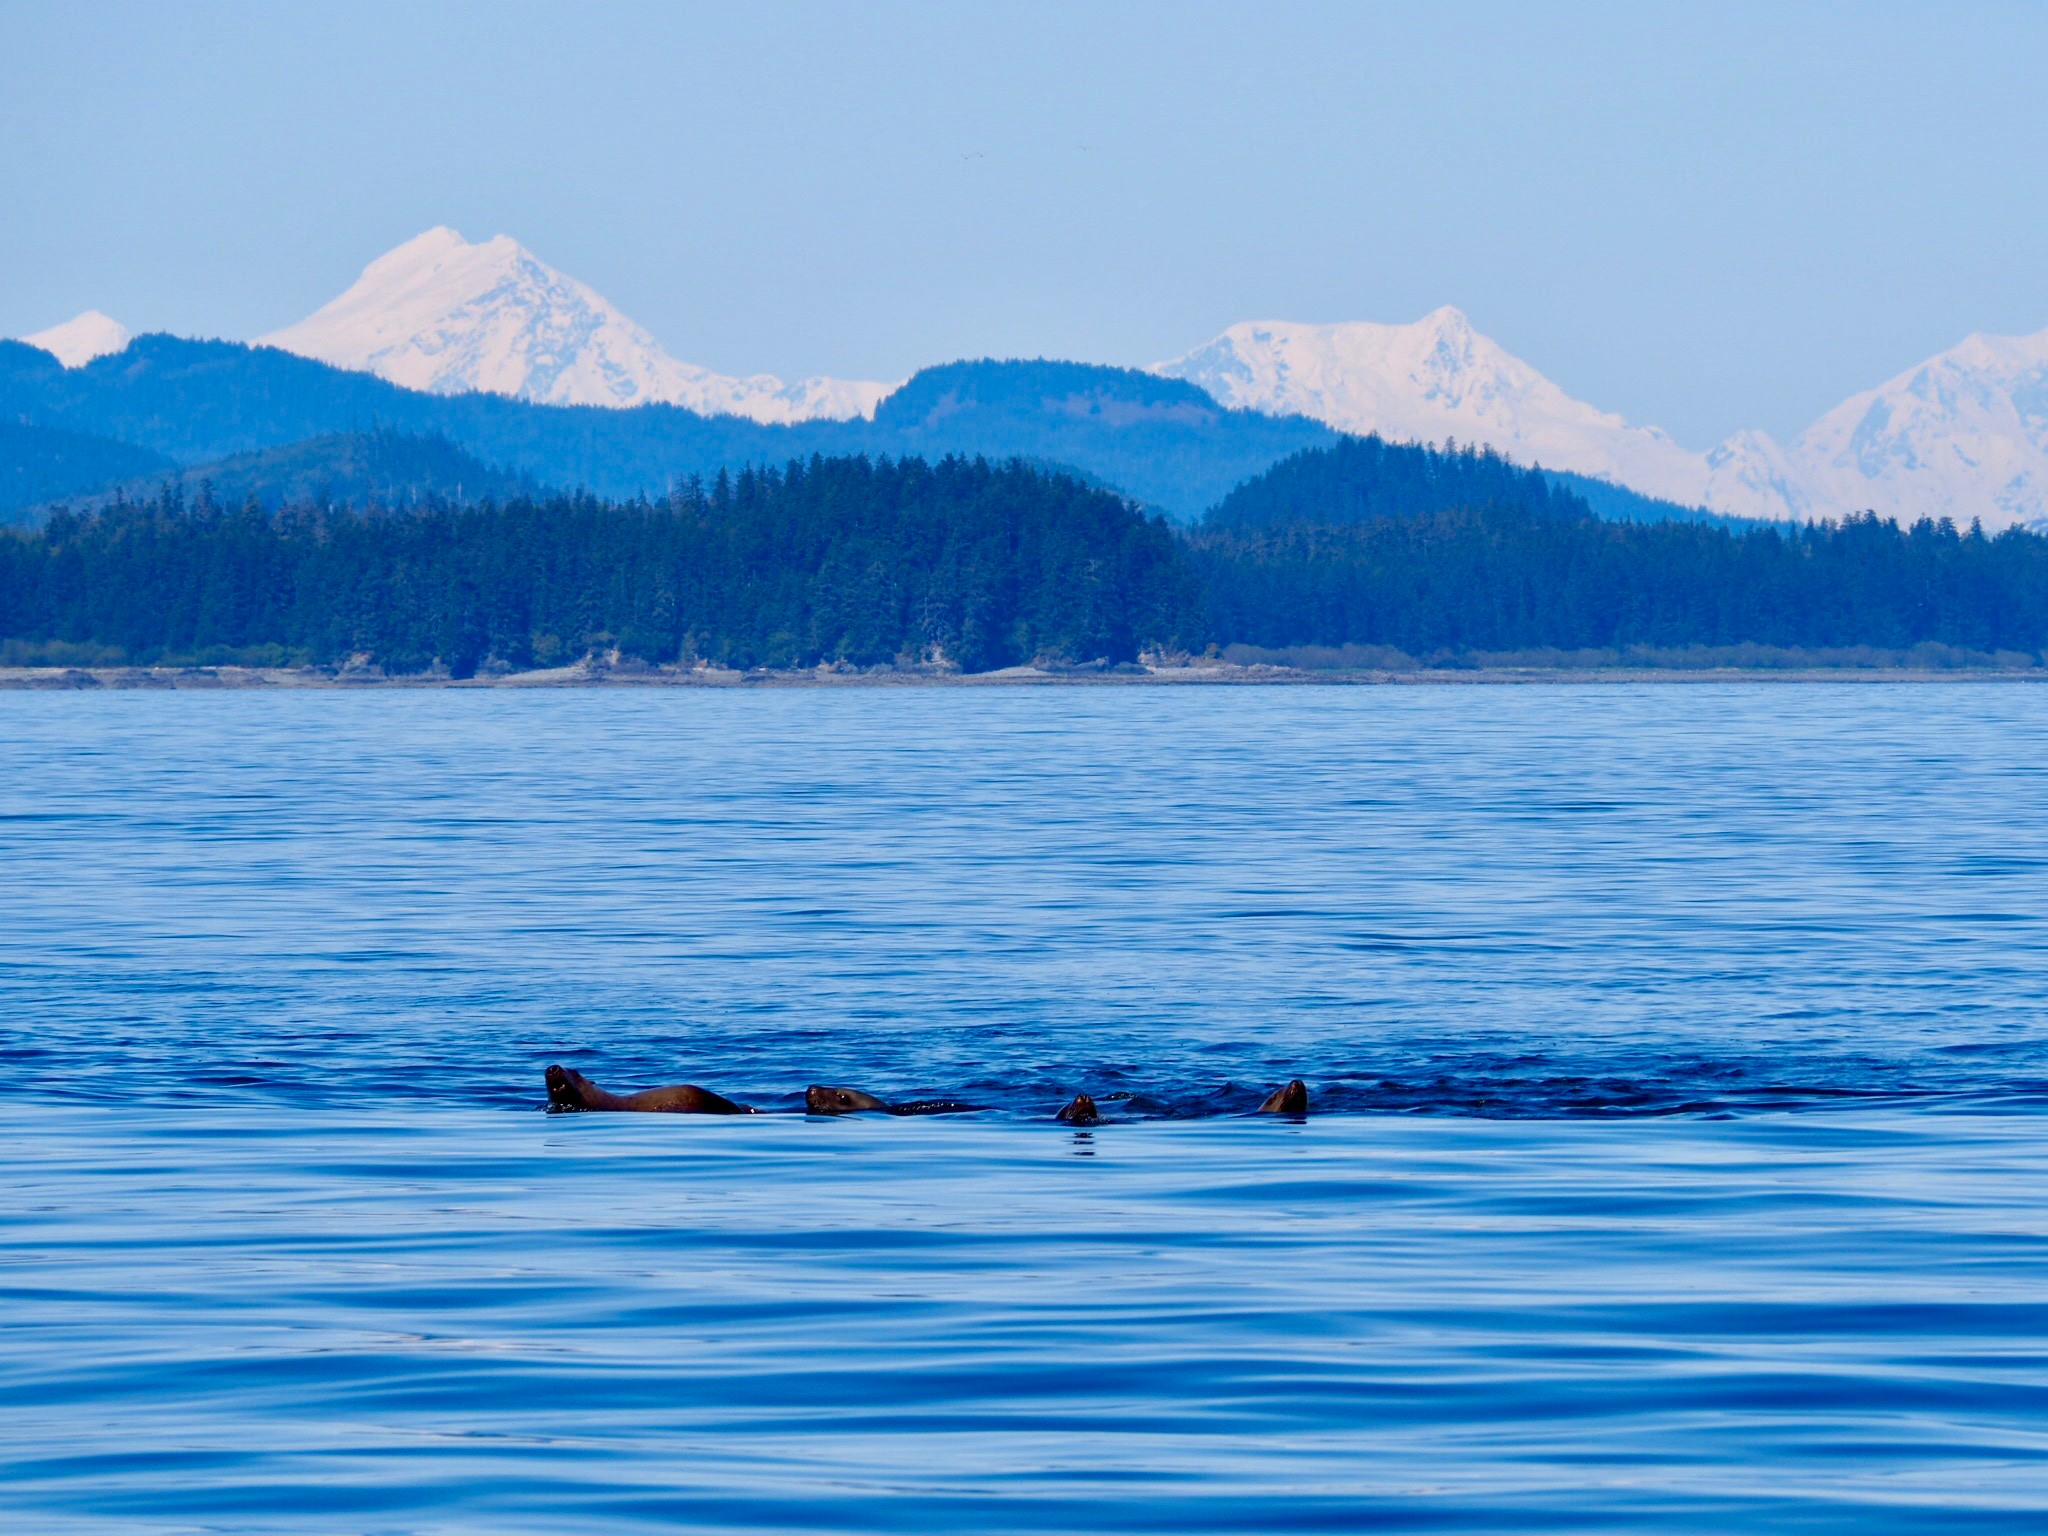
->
xmin=1154 ymin=311 xmax=2048 ymax=530
xmin=1153 ymin=310 xmax=1709 ymax=506
xmin=258 ymin=227 xmax=892 ymax=423
xmin=21 ymin=310 xmax=130 ymax=367
xmin=28 ymin=233 xmax=2048 ymax=528
xmin=1783 ymin=327 xmax=2048 ymax=533
xmin=1697 ymin=429 xmax=1815 ymax=524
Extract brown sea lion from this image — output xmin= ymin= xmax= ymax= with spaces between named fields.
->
xmin=805 ymin=1085 xmax=893 ymax=1115
xmin=1055 ymin=1093 xmax=1101 ymax=1125
xmin=545 ymin=1064 xmax=754 ymax=1114
xmin=1257 ymin=1079 xmax=1309 ymax=1115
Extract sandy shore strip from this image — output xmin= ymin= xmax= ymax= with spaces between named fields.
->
xmin=5 ymin=661 xmax=2046 ymax=690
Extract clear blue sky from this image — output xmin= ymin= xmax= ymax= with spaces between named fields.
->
xmin=3 ymin=0 xmax=2042 ymax=447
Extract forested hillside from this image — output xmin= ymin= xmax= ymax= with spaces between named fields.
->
xmin=50 ymin=429 xmax=544 ymax=516
xmin=0 ymin=457 xmax=1201 ymax=673
xmin=0 ymin=340 xmax=1333 ymax=519
xmin=868 ymin=360 xmax=1334 ymax=514
xmin=5 ymin=449 xmax=2045 ymax=673
xmin=1190 ymin=507 xmax=2048 ymax=655
xmin=0 ymin=338 xmax=1738 ymax=530
xmin=1206 ymin=434 xmax=1587 ymax=527
xmin=1188 ymin=437 xmax=2047 ymax=654
xmin=0 ymin=420 xmax=175 ymax=523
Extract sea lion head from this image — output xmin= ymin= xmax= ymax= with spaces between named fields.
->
xmin=1258 ymin=1079 xmax=1309 ymax=1116
xmin=545 ymin=1063 xmax=596 ymax=1111
xmin=1056 ymin=1092 xmax=1100 ymax=1125
xmin=806 ymin=1084 xmax=891 ymax=1115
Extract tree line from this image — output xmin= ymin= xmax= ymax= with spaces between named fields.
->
xmin=0 ymin=455 xmax=1202 ymax=673
xmin=1190 ymin=503 xmax=2048 ymax=657
xmin=3 ymin=448 xmax=2046 ymax=671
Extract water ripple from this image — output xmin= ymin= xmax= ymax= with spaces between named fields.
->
xmin=6 ymin=684 xmax=2048 ymax=1529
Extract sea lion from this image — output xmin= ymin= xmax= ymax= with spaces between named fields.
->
xmin=545 ymin=1064 xmax=754 ymax=1114
xmin=1257 ymin=1079 xmax=1309 ymax=1115
xmin=805 ymin=1085 xmax=894 ymax=1115
xmin=1055 ymin=1092 xmax=1101 ymax=1125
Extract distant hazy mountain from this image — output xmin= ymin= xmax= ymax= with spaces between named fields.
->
xmin=1695 ymin=430 xmax=1815 ymax=524
xmin=1155 ymin=310 xmax=2048 ymax=531
xmin=1784 ymin=328 xmax=2048 ymax=533
xmin=0 ymin=338 xmax=1332 ymax=518
xmin=1155 ymin=310 xmax=1708 ymax=508
xmin=21 ymin=261 xmax=2047 ymax=530
xmin=0 ymin=419 xmax=173 ymax=523
xmin=18 ymin=226 xmax=2048 ymax=528
xmin=41 ymin=428 xmax=543 ymax=517
xmin=20 ymin=311 xmax=131 ymax=368
xmin=257 ymin=227 xmax=893 ymax=423
xmin=865 ymin=359 xmax=1334 ymax=513
xmin=1542 ymin=469 xmax=1760 ymax=529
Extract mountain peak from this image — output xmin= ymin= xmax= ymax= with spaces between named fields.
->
xmin=256 ymin=228 xmax=892 ymax=422
xmin=1784 ymin=321 xmax=2048 ymax=529
xmin=402 ymin=224 xmax=468 ymax=249
xmin=20 ymin=310 xmax=131 ymax=368
xmin=359 ymin=225 xmax=489 ymax=273
xmin=1158 ymin=307 xmax=2048 ymax=529
xmin=1153 ymin=310 xmax=1706 ymax=505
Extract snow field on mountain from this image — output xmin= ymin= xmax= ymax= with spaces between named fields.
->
xmin=255 ymin=227 xmax=893 ymax=423
xmin=21 ymin=311 xmax=132 ymax=368
xmin=17 ymin=228 xmax=2048 ymax=528
xmin=1155 ymin=312 xmax=2048 ymax=531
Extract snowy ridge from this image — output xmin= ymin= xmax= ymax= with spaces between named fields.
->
xmin=1785 ymin=328 xmax=2048 ymax=532
xmin=21 ymin=311 xmax=131 ymax=367
xmin=1154 ymin=311 xmax=1708 ymax=506
xmin=25 ymin=228 xmax=2048 ymax=528
xmin=1691 ymin=431 xmax=1809 ymax=522
xmin=1156 ymin=312 xmax=2048 ymax=531
xmin=258 ymin=228 xmax=891 ymax=423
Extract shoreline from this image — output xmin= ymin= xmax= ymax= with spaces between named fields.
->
xmin=6 ymin=661 xmax=2047 ymax=690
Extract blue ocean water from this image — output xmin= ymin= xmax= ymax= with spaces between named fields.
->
xmin=4 ymin=683 xmax=2047 ymax=1531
